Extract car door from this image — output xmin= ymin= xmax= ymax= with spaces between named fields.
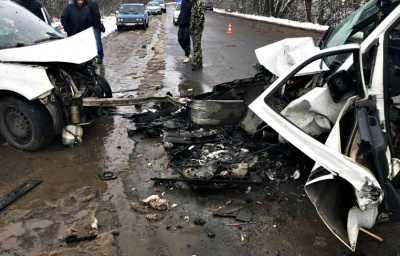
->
xmin=249 ymin=41 xmax=400 ymax=251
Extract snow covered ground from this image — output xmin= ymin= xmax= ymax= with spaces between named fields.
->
xmin=212 ymin=9 xmax=328 ymax=32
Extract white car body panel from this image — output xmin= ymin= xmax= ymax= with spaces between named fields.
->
xmin=255 ymin=37 xmax=329 ymax=77
xmin=0 ymin=63 xmax=53 ymax=100
xmin=0 ymin=28 xmax=97 ymax=64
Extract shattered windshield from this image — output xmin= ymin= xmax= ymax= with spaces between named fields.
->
xmin=322 ymin=0 xmax=400 ymax=65
xmin=324 ymin=0 xmax=378 ymax=49
xmin=325 ymin=0 xmax=400 ymax=50
xmin=0 ymin=0 xmax=65 ymax=49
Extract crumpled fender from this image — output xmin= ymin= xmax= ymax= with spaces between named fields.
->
xmin=0 ymin=63 xmax=53 ymax=100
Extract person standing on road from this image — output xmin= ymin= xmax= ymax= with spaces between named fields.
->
xmin=14 ymin=0 xmax=46 ymax=22
xmin=189 ymin=0 xmax=205 ymax=71
xmin=61 ymin=0 xmax=91 ymax=37
xmin=85 ymin=0 xmax=104 ymax=64
xmin=177 ymin=0 xmax=192 ymax=63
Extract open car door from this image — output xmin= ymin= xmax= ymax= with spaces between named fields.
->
xmin=249 ymin=42 xmax=400 ymax=251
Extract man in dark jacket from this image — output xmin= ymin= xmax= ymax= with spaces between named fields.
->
xmin=86 ymin=0 xmax=104 ymax=64
xmin=61 ymin=0 xmax=91 ymax=37
xmin=14 ymin=0 xmax=46 ymax=22
xmin=190 ymin=0 xmax=205 ymax=71
xmin=177 ymin=0 xmax=192 ymax=63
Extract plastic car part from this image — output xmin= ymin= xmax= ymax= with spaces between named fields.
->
xmin=97 ymin=171 xmax=118 ymax=180
xmin=0 ymin=96 xmax=54 ymax=151
xmin=64 ymin=234 xmax=97 ymax=244
xmin=0 ymin=179 xmax=42 ymax=211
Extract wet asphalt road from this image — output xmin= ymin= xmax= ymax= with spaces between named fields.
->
xmin=0 ymin=5 xmax=399 ymax=256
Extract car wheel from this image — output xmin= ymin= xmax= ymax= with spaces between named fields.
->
xmin=143 ymin=22 xmax=147 ymax=30
xmin=117 ymin=25 xmax=122 ymax=31
xmin=0 ymin=96 xmax=54 ymax=151
xmin=97 ymin=74 xmax=112 ymax=98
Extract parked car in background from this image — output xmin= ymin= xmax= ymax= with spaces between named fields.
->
xmin=146 ymin=1 xmax=162 ymax=15
xmin=156 ymin=0 xmax=166 ymax=13
xmin=0 ymin=0 xmax=112 ymax=151
xmin=116 ymin=3 xmax=149 ymax=31
xmin=202 ymin=1 xmax=213 ymax=11
xmin=173 ymin=2 xmax=181 ymax=25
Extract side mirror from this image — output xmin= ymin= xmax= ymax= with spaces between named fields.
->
xmin=116 ymin=10 xmax=119 ymax=14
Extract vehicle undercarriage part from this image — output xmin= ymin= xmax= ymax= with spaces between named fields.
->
xmin=70 ymin=105 xmax=81 ymax=124
xmin=0 ymin=179 xmax=42 ymax=211
xmin=62 ymin=125 xmax=83 ymax=147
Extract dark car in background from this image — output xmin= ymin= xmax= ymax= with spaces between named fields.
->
xmin=202 ymin=1 xmax=213 ymax=11
xmin=116 ymin=3 xmax=149 ymax=30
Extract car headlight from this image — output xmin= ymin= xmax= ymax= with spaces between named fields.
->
xmin=136 ymin=18 xmax=142 ymax=21
xmin=117 ymin=18 xmax=123 ymax=22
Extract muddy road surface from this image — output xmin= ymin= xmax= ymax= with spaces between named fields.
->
xmin=1 ymin=7 xmax=399 ymax=256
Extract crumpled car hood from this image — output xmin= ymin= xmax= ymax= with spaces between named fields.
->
xmin=0 ymin=28 xmax=97 ymax=64
xmin=255 ymin=37 xmax=329 ymax=77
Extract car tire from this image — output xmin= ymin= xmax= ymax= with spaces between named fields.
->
xmin=0 ymin=96 xmax=54 ymax=151
xmin=117 ymin=25 xmax=122 ymax=31
xmin=143 ymin=22 xmax=147 ymax=30
xmin=97 ymin=75 xmax=112 ymax=98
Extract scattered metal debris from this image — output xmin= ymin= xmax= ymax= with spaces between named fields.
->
xmin=119 ymin=67 xmax=300 ymax=188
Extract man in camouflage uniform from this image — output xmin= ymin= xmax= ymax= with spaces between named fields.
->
xmin=189 ymin=0 xmax=205 ymax=71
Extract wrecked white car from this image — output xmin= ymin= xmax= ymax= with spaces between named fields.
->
xmin=0 ymin=0 xmax=111 ymax=151
xmin=250 ymin=0 xmax=400 ymax=251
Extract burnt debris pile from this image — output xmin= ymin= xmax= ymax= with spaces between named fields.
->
xmin=125 ymin=69 xmax=301 ymax=187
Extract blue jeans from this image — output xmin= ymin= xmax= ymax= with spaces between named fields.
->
xmin=93 ymin=27 xmax=104 ymax=60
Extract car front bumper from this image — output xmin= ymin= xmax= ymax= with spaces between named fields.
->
xmin=117 ymin=21 xmax=145 ymax=26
